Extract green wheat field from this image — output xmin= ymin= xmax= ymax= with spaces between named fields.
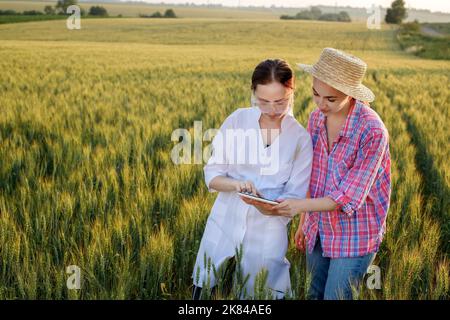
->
xmin=0 ymin=8 xmax=449 ymax=299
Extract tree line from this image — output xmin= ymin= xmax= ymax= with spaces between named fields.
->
xmin=280 ymin=7 xmax=351 ymax=22
xmin=280 ymin=1 xmax=409 ymax=24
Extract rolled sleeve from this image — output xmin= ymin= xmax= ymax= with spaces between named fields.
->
xmin=327 ymin=190 xmax=354 ymax=217
xmin=204 ymin=164 xmax=227 ymax=193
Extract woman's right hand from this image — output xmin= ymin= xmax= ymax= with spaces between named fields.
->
xmin=234 ymin=180 xmax=259 ymax=196
xmin=236 ymin=180 xmax=278 ymax=215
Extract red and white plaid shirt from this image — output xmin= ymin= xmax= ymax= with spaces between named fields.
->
xmin=302 ymin=99 xmax=391 ymax=258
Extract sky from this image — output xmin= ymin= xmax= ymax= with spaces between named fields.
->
xmin=129 ymin=1 xmax=450 ymax=13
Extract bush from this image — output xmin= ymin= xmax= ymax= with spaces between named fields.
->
xmin=319 ymin=13 xmax=338 ymax=21
xmin=140 ymin=9 xmax=177 ymax=19
xmin=402 ymin=20 xmax=421 ymax=33
xmin=0 ymin=10 xmax=18 ymax=15
xmin=310 ymin=7 xmax=322 ymax=20
xmin=89 ymin=6 xmax=108 ymax=17
xmin=280 ymin=15 xmax=294 ymax=20
xmin=23 ymin=10 xmax=44 ymax=16
xmin=44 ymin=5 xmax=55 ymax=15
xmin=140 ymin=11 xmax=161 ymax=18
xmin=295 ymin=7 xmax=321 ymax=20
xmin=295 ymin=11 xmax=313 ymax=20
xmin=338 ymin=11 xmax=351 ymax=22
xmin=281 ymin=8 xmax=350 ymax=22
xmin=164 ymin=9 xmax=176 ymax=18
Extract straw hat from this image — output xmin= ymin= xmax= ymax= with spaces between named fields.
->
xmin=297 ymin=48 xmax=375 ymax=102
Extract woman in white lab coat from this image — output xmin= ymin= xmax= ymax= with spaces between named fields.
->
xmin=192 ymin=59 xmax=313 ymax=299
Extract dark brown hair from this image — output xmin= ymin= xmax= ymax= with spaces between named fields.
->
xmin=251 ymin=59 xmax=295 ymax=91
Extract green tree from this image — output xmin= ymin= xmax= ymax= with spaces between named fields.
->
xmin=318 ymin=13 xmax=338 ymax=21
xmin=280 ymin=15 xmax=294 ymax=20
xmin=23 ymin=10 xmax=43 ymax=15
xmin=44 ymin=5 xmax=55 ymax=15
xmin=89 ymin=6 xmax=108 ymax=16
xmin=55 ymin=0 xmax=78 ymax=14
xmin=310 ymin=7 xmax=322 ymax=20
xmin=385 ymin=0 xmax=408 ymax=24
xmin=164 ymin=9 xmax=177 ymax=18
xmin=338 ymin=11 xmax=351 ymax=22
xmin=295 ymin=11 xmax=312 ymax=20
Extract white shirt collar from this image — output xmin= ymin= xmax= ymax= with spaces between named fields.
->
xmin=253 ymin=106 xmax=293 ymax=131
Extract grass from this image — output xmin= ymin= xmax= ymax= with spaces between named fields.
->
xmin=0 ymin=14 xmax=67 ymax=25
xmin=0 ymin=17 xmax=449 ymax=299
xmin=397 ymin=22 xmax=450 ymax=60
xmin=0 ymin=18 xmax=399 ymax=50
xmin=0 ymin=14 xmax=123 ymax=25
xmin=422 ymin=22 xmax=450 ymax=34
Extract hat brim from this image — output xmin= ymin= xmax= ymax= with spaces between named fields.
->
xmin=296 ymin=63 xmax=375 ymax=103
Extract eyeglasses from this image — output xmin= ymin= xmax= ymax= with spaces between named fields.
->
xmin=252 ymin=92 xmax=293 ymax=113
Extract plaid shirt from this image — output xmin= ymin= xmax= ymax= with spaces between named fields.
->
xmin=302 ymin=99 xmax=391 ymax=258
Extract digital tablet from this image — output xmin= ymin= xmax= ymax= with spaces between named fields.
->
xmin=238 ymin=192 xmax=279 ymax=205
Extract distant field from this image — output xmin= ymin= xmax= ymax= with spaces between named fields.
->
xmin=1 ymin=1 xmax=450 ymax=22
xmin=0 ymin=17 xmax=449 ymax=299
xmin=0 ymin=1 xmax=281 ymax=19
xmin=0 ymin=18 xmax=399 ymax=50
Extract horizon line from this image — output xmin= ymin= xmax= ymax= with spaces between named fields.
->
xmin=110 ymin=0 xmax=450 ymax=14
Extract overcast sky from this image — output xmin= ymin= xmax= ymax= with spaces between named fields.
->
xmin=129 ymin=1 xmax=450 ymax=13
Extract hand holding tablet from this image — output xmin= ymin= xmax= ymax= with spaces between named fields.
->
xmin=238 ymin=191 xmax=279 ymax=206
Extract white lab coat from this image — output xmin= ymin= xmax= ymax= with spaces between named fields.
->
xmin=192 ymin=106 xmax=313 ymax=299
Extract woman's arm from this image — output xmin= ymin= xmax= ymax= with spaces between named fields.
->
xmin=326 ymin=128 xmax=389 ymax=217
xmin=265 ymin=127 xmax=389 ymax=218
xmin=250 ymin=196 xmax=337 ymax=218
xmin=242 ymin=194 xmax=336 ymax=218
xmin=209 ymin=176 xmax=259 ymax=195
xmin=296 ymin=197 xmax=338 ymax=212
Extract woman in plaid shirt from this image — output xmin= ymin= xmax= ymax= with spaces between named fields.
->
xmin=244 ymin=48 xmax=391 ymax=300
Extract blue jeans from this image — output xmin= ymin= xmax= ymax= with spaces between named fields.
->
xmin=306 ymin=237 xmax=376 ymax=300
